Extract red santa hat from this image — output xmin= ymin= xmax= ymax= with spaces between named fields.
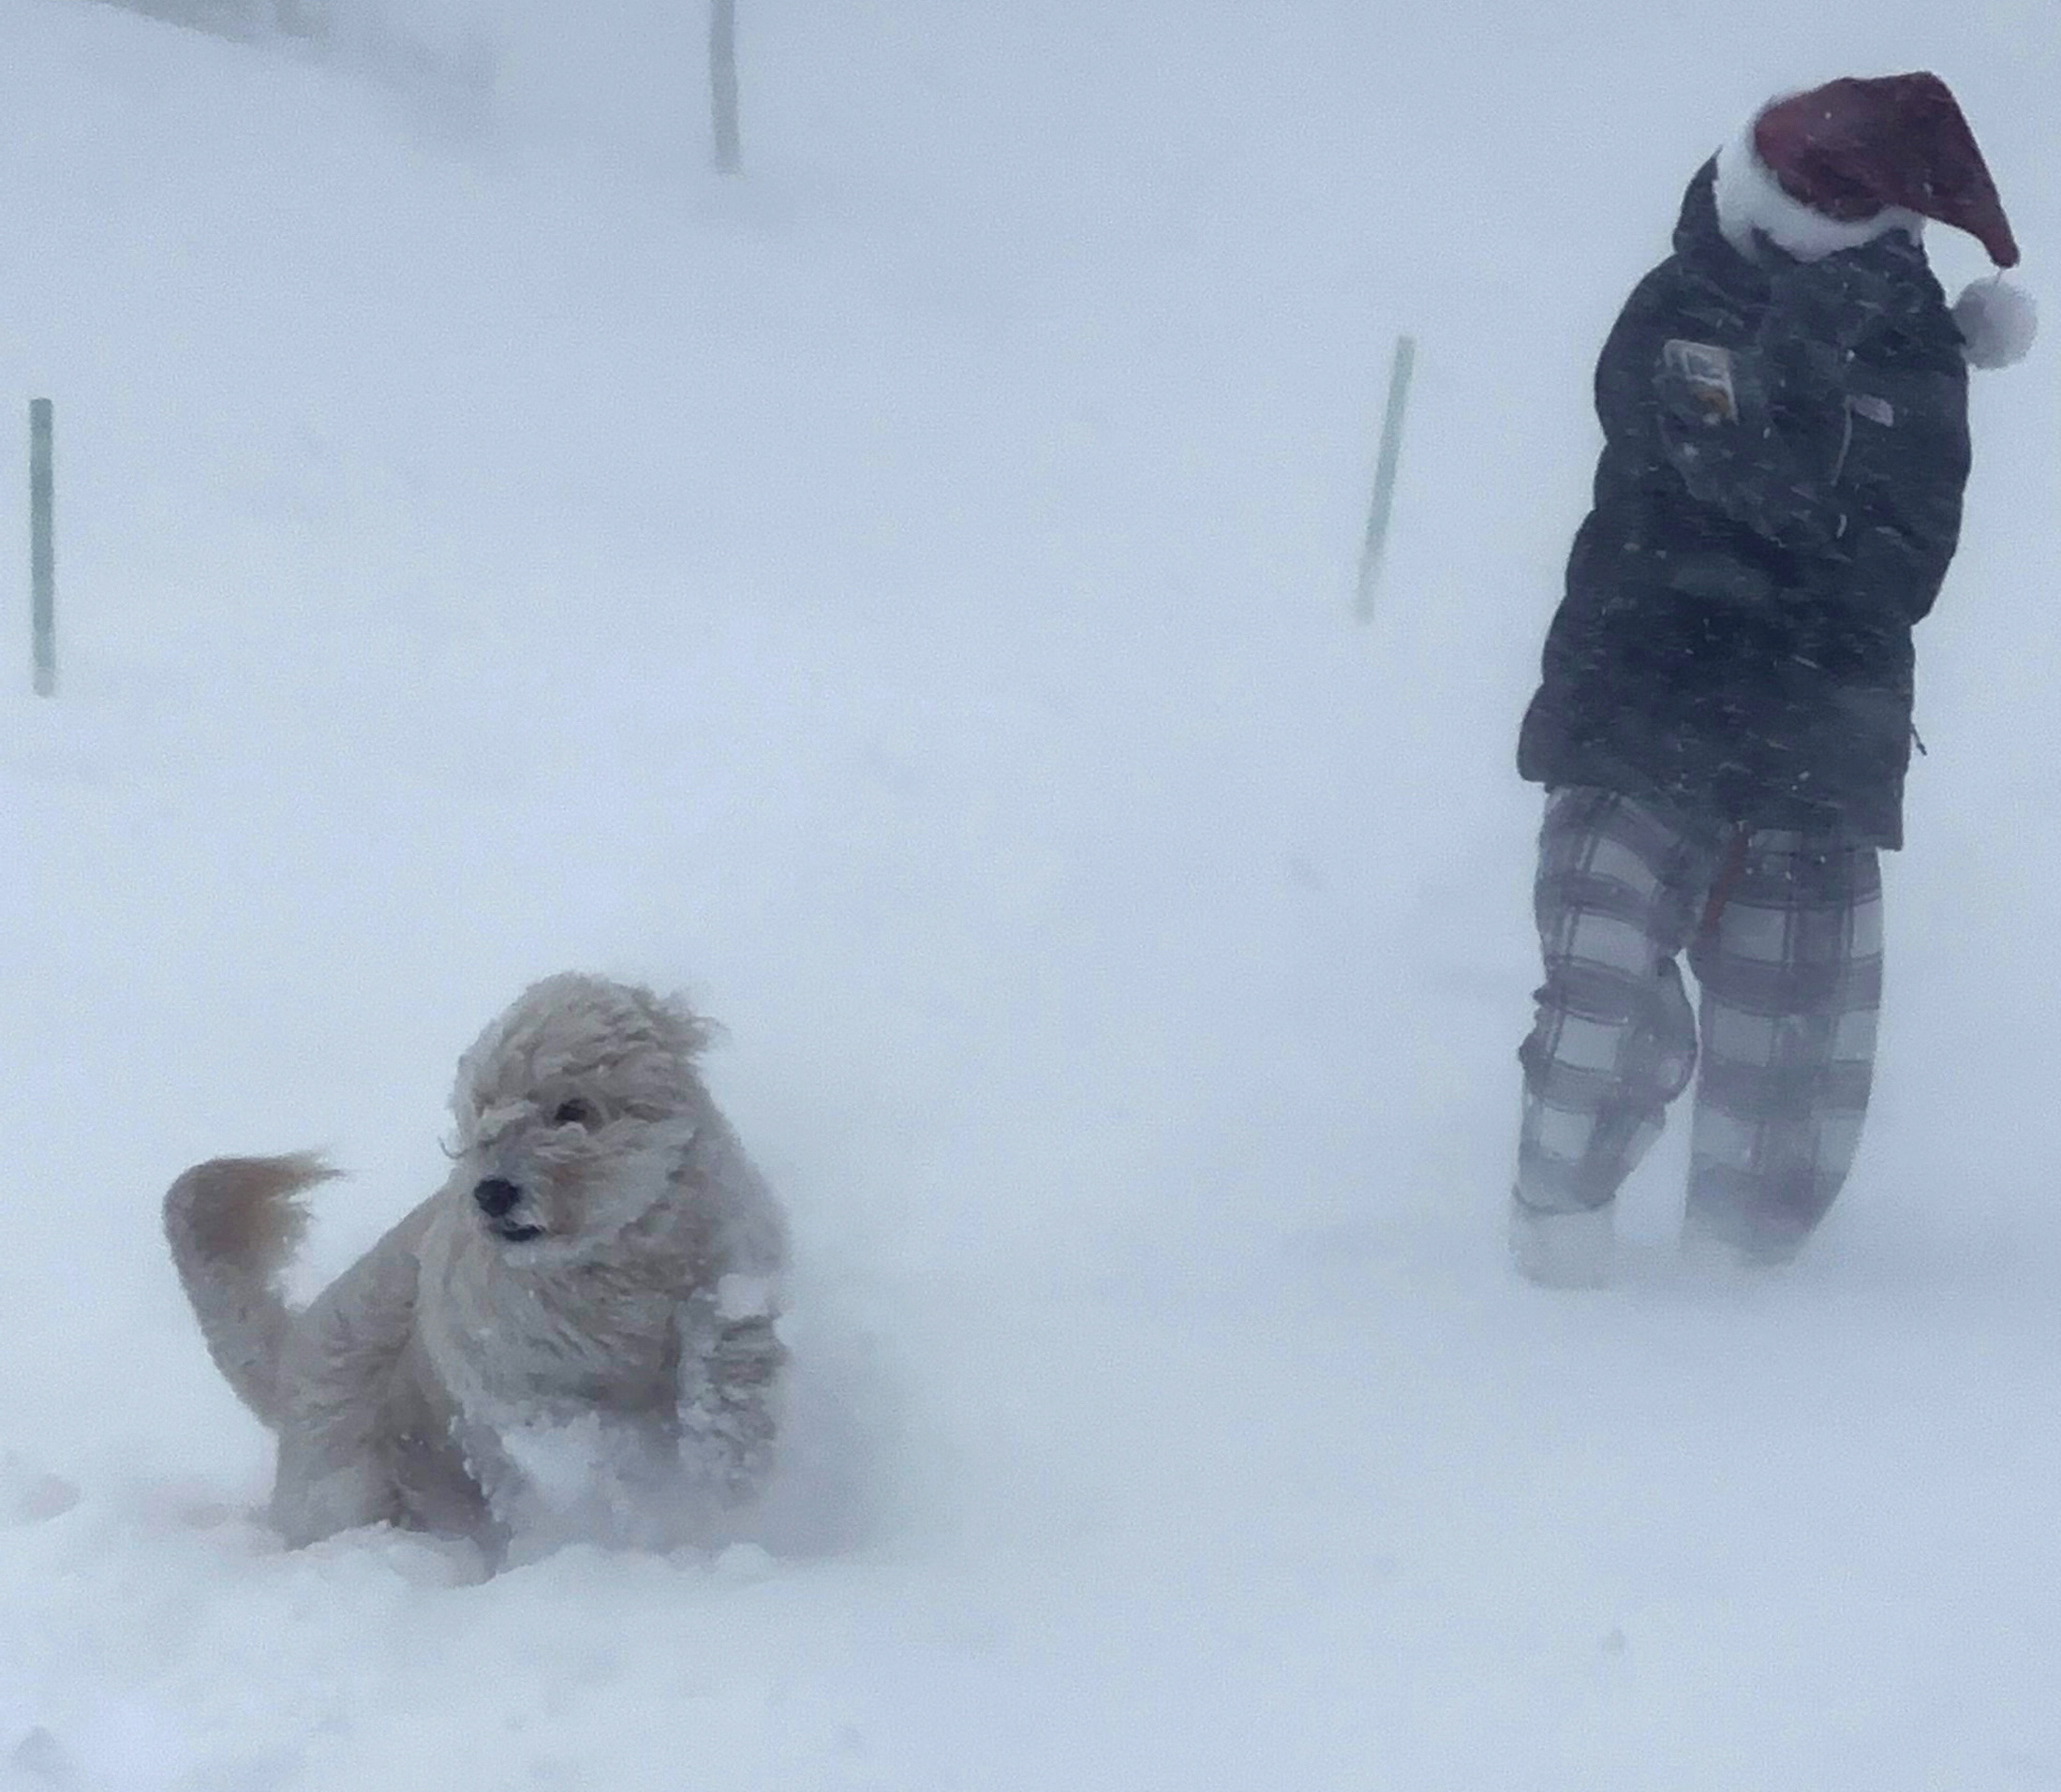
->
xmin=1713 ymin=72 xmax=2035 ymax=369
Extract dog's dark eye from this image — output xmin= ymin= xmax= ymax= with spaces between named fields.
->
xmin=552 ymin=1098 xmax=596 ymax=1129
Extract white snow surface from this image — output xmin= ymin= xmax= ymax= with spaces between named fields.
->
xmin=3 ymin=2 xmax=2059 ymax=1786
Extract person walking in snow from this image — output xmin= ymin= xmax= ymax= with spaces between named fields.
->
xmin=1510 ymin=72 xmax=2034 ymax=1285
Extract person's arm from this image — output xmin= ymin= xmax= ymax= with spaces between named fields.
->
xmin=1833 ymin=360 xmax=1969 ymax=625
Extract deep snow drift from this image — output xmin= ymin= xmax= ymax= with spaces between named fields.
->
xmin=2 ymin=2 xmax=2057 ymax=1787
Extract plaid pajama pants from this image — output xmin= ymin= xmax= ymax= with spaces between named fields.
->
xmin=1516 ymin=786 xmax=1883 ymax=1262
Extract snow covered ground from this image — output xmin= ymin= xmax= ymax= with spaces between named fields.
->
xmin=2 ymin=1 xmax=2058 ymax=1785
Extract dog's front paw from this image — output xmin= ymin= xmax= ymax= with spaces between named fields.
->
xmin=676 ymin=1305 xmax=786 ymax=1518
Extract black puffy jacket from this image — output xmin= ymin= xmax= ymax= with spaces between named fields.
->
xmin=1518 ymin=161 xmax=1972 ymax=848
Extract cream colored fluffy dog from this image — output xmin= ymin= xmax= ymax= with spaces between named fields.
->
xmin=164 ymin=972 xmax=788 ymax=1560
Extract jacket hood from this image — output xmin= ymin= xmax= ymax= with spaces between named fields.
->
xmin=1670 ymin=158 xmax=1950 ymax=334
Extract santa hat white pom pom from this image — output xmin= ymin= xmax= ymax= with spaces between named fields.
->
xmin=1953 ymin=277 xmax=2038 ymax=369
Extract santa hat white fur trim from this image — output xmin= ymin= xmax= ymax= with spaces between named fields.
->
xmin=1953 ymin=277 xmax=2037 ymax=368
xmin=1713 ymin=114 xmax=2035 ymax=370
xmin=1713 ymin=118 xmax=1925 ymax=263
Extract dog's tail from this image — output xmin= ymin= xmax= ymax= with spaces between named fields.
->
xmin=163 ymin=1153 xmax=335 ymax=1429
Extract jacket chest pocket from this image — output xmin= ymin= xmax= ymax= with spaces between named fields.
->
xmin=1831 ymin=386 xmax=1901 ymax=489
xmin=1834 ymin=359 xmax=1956 ymax=495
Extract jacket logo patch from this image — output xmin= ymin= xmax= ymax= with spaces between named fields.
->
xmin=1661 ymin=339 xmax=1739 ymax=422
xmin=1849 ymin=392 xmax=1895 ymax=426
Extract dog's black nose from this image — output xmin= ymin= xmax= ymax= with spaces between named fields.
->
xmin=473 ymin=1177 xmax=522 ymax=1219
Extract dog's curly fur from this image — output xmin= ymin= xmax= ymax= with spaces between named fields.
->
xmin=164 ymin=972 xmax=788 ymax=1559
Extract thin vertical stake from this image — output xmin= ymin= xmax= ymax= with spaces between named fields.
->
xmin=1355 ymin=334 xmax=1416 ymax=623
xmin=710 ymin=0 xmax=740 ymax=174
xmin=31 ymin=398 xmax=54 ymax=697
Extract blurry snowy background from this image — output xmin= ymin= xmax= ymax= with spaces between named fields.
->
xmin=1 ymin=1 xmax=2055 ymax=1786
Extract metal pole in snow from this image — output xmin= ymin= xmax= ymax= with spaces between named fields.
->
xmin=710 ymin=0 xmax=740 ymax=173
xmin=1354 ymin=333 xmax=1416 ymax=623
xmin=30 ymin=399 xmax=54 ymax=697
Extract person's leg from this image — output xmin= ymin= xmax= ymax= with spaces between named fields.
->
xmin=1683 ymin=830 xmax=1883 ymax=1265
xmin=1513 ymin=788 xmax=1712 ymax=1284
